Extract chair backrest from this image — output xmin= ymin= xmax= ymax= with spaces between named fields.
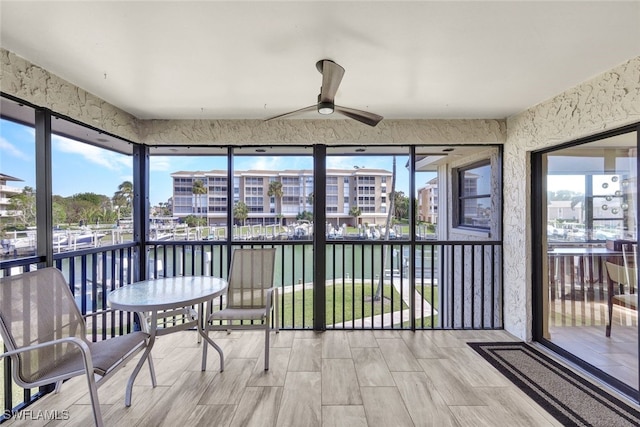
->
xmin=0 ymin=267 xmax=87 ymax=384
xmin=605 ymin=261 xmax=637 ymax=288
xmin=226 ymin=248 xmax=276 ymax=309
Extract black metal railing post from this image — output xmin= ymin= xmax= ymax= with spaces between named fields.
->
xmin=313 ymin=145 xmax=326 ymax=331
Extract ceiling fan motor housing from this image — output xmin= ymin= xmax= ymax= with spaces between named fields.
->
xmin=317 ymin=98 xmax=334 ymax=115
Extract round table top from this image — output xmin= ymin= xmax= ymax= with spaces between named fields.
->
xmin=108 ymin=276 xmax=227 ymax=312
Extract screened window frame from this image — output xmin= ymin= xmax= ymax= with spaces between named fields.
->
xmin=452 ymin=159 xmax=492 ymax=231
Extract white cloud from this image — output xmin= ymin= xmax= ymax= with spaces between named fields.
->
xmin=0 ymin=136 xmax=30 ymax=160
xmin=150 ymin=156 xmax=173 ymax=172
xmin=326 ymin=156 xmax=393 ymax=171
xmin=53 ymin=135 xmax=125 ymax=170
xmin=246 ymin=156 xmax=282 ymax=171
xmin=327 ymin=156 xmax=360 ymax=169
xmin=236 ymin=155 xmax=314 ymax=172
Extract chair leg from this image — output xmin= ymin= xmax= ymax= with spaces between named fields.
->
xmin=607 ymin=293 xmax=613 ymax=338
xmin=85 ymin=372 xmax=104 ymax=427
xmin=264 ymin=324 xmax=270 ymax=371
xmin=274 ymin=296 xmax=279 ymax=334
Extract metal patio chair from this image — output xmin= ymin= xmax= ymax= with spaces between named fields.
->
xmin=605 ymin=254 xmax=638 ymax=337
xmin=0 ymin=267 xmax=155 ymax=427
xmin=202 ymin=248 xmax=278 ymax=370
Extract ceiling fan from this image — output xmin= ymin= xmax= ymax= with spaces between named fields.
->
xmin=265 ymin=59 xmax=383 ymax=127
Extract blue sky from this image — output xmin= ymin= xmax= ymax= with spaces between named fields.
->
xmin=2 ymin=119 xmax=417 ymax=205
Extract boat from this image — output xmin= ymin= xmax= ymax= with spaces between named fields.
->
xmin=365 ymin=226 xmax=381 ymax=240
xmin=327 ymin=224 xmax=345 ymax=239
xmin=289 ymin=221 xmax=313 ymax=240
xmin=1 ymin=230 xmax=36 ymax=257
xmin=54 ymin=229 xmax=105 ymax=251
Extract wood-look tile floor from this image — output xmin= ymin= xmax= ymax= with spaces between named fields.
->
xmin=548 ymin=297 xmax=639 ymax=388
xmin=5 ymin=329 xmax=635 ymax=426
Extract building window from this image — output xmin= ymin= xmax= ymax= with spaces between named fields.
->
xmin=454 ymin=160 xmax=491 ymax=230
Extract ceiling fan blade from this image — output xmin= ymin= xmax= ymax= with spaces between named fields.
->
xmin=264 ymin=105 xmax=317 ymax=122
xmin=319 ymin=60 xmax=345 ymax=103
xmin=334 ymin=105 xmax=383 ymax=127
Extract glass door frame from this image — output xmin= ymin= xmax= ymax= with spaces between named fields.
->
xmin=532 ymin=122 xmax=640 ymax=402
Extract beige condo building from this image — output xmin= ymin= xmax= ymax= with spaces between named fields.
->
xmin=171 ymin=168 xmax=393 ymax=227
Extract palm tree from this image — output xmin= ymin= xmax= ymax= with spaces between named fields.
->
xmin=393 ymin=191 xmax=409 ymax=220
xmin=267 ymin=180 xmax=283 ymax=226
xmin=113 ymin=181 xmax=133 ymax=219
xmin=233 ymin=201 xmax=249 ymax=226
xmin=349 ymin=206 xmax=361 ymax=226
xmin=192 ymin=179 xmax=207 ymax=226
xmin=375 ymin=156 xmax=396 ymax=300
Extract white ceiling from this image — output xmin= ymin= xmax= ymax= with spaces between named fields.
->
xmin=1 ymin=1 xmax=639 ymax=124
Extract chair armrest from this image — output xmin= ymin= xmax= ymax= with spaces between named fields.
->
xmin=1 ymin=336 xmax=99 ymax=390
xmin=265 ymin=287 xmax=277 ymax=308
xmin=0 ymin=336 xmax=91 ymax=360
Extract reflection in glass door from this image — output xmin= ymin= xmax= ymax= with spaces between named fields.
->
xmin=539 ymin=130 xmax=639 ymax=397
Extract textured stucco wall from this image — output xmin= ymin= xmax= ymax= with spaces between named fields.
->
xmin=503 ymin=56 xmax=640 ymax=340
xmin=137 ymin=118 xmax=506 ymax=145
xmin=0 ymin=49 xmax=140 ymax=142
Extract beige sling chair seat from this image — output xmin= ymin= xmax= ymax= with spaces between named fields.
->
xmin=605 ymin=261 xmax=638 ymax=337
xmin=202 ymin=248 xmax=278 ymax=370
xmin=0 ymin=267 xmax=155 ymax=427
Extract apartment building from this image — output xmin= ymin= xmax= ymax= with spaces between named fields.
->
xmin=0 ymin=173 xmax=22 ymax=218
xmin=171 ymin=168 xmax=393 ymax=226
xmin=417 ymin=177 xmax=438 ymax=224
xmin=417 ymin=171 xmax=487 ymax=227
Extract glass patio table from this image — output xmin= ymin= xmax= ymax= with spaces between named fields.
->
xmin=108 ymin=275 xmax=227 ymax=406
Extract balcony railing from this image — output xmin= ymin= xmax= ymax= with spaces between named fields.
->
xmin=1 ymin=238 xmax=502 ymax=421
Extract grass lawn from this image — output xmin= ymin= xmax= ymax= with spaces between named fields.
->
xmin=410 ymin=284 xmax=439 ymax=328
xmin=281 ymin=281 xmax=406 ymax=328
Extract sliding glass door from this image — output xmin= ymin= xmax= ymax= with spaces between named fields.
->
xmin=535 ymin=126 xmax=639 ymax=399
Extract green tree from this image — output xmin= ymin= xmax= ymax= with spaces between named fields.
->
xmin=65 ymin=193 xmax=110 ymax=226
xmin=192 ymin=179 xmax=207 ymax=226
xmin=65 ymin=199 xmax=93 ymax=225
xmin=81 ymin=206 xmax=101 ymax=225
xmin=267 ymin=180 xmax=283 ymax=225
xmin=52 ymin=201 xmax=67 ymax=226
xmin=183 ymin=214 xmax=206 ymax=227
xmin=349 ymin=206 xmax=361 ymax=225
xmin=113 ymin=181 xmax=133 ymax=218
xmin=392 ymin=191 xmax=409 ymax=221
xmin=156 ymin=201 xmax=172 ymax=217
xmin=72 ymin=192 xmax=105 ymax=205
xmin=233 ymin=201 xmax=248 ymax=226
xmin=296 ymin=211 xmax=313 ymax=222
xmin=7 ymin=186 xmax=36 ymax=228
